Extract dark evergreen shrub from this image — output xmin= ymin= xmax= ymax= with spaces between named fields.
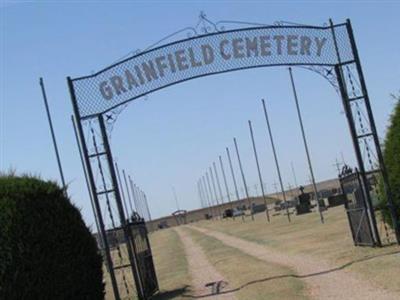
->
xmin=0 ymin=175 xmax=104 ymax=299
xmin=379 ymin=94 xmax=400 ymax=229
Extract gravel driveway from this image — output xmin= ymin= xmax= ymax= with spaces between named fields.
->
xmin=175 ymin=227 xmax=237 ymax=299
xmin=190 ymin=225 xmax=399 ymax=300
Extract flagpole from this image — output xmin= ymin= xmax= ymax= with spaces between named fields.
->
xmin=40 ymin=78 xmax=66 ymax=192
xmin=288 ymin=67 xmax=324 ymax=224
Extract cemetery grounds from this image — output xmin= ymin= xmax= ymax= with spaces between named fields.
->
xmin=105 ymin=206 xmax=400 ymax=299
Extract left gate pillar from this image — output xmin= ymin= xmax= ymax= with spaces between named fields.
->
xmin=68 ymin=77 xmax=146 ymax=299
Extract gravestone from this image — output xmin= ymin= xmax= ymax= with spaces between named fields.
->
xmin=296 ymin=186 xmax=312 ymax=215
xmin=328 ymin=194 xmax=347 ymax=207
xmin=274 ymin=200 xmax=283 ymax=212
xmin=251 ymin=203 xmax=266 ymax=214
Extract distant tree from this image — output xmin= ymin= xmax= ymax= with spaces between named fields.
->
xmin=379 ymin=93 xmax=400 ymax=228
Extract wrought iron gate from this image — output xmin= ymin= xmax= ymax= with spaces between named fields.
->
xmin=339 ymin=167 xmax=379 ymax=246
xmin=67 ymin=16 xmax=400 ymax=300
xmin=130 ymin=219 xmax=159 ymax=298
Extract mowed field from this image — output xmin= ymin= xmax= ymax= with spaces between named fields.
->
xmin=106 ymin=206 xmax=400 ymax=299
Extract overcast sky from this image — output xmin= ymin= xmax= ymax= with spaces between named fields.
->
xmin=1 ymin=1 xmax=399 ymax=229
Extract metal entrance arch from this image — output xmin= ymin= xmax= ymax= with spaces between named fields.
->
xmin=67 ymin=17 xmax=400 ymax=300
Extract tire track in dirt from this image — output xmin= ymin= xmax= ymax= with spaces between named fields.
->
xmin=174 ymin=227 xmax=237 ymax=299
xmin=191 ymin=225 xmax=399 ymax=300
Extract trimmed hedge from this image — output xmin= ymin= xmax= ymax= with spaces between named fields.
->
xmin=0 ymin=175 xmax=104 ymax=299
xmin=379 ymin=95 xmax=400 ymax=228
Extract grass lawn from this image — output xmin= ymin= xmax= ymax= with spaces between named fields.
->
xmin=196 ymin=206 xmax=400 ymax=293
xmin=104 ymin=228 xmax=190 ymax=300
xmin=183 ymin=226 xmax=308 ymax=300
xmin=103 ymin=206 xmax=400 ymax=299
xmin=151 ymin=228 xmax=191 ymax=299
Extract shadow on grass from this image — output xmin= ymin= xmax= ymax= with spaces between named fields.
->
xmin=152 ymin=285 xmax=190 ymax=299
xmin=178 ymin=250 xmax=400 ymax=299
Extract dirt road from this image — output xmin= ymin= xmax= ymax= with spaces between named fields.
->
xmin=190 ymin=225 xmax=398 ymax=300
xmin=175 ymin=227 xmax=237 ymax=299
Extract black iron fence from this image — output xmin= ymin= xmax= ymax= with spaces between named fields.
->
xmin=130 ymin=219 xmax=159 ymax=298
xmin=339 ymin=168 xmax=377 ymax=246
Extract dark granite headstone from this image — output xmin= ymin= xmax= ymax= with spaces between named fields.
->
xmin=274 ymin=200 xmax=282 ymax=211
xmin=251 ymin=203 xmax=266 ymax=214
xmin=296 ymin=186 xmax=312 ymax=215
xmin=327 ymin=194 xmax=347 ymax=207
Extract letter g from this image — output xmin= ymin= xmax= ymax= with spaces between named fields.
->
xmin=100 ymin=81 xmax=113 ymax=100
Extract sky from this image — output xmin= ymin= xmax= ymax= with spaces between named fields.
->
xmin=1 ymin=1 xmax=400 ymax=229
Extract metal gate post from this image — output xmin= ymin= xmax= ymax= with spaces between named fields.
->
xmin=329 ymin=19 xmax=382 ymax=246
xmin=98 ymin=114 xmax=147 ymax=299
xmin=339 ymin=175 xmax=357 ymax=246
xmin=346 ymin=19 xmax=400 ymax=244
xmin=67 ymin=78 xmax=121 ymax=300
xmin=334 ymin=66 xmax=381 ymax=246
xmin=71 ymin=115 xmax=106 ymax=257
xmin=142 ymin=222 xmax=159 ymax=291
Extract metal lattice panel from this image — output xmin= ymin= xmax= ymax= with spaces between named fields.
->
xmin=72 ymin=23 xmax=354 ymax=118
